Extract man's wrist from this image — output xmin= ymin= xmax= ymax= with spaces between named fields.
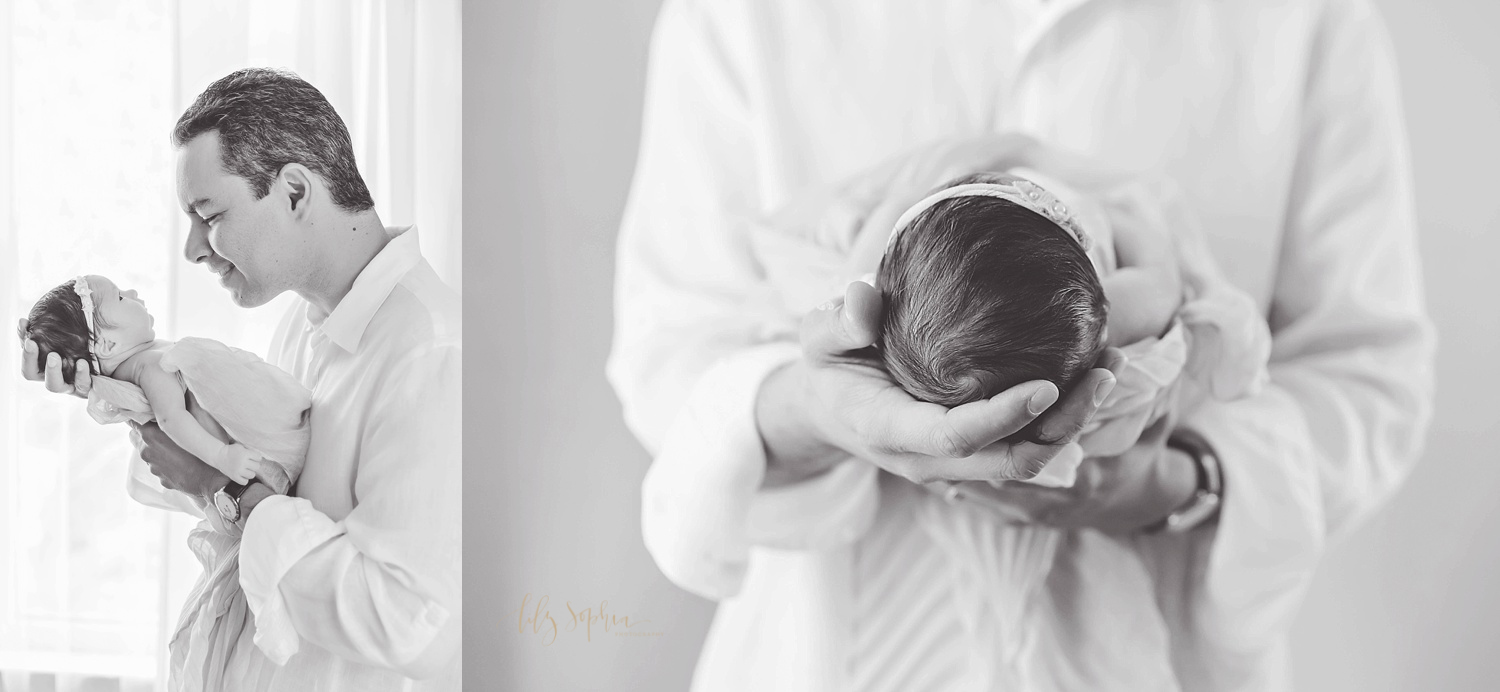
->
xmin=199 ymin=470 xmax=231 ymax=499
xmin=1158 ymin=447 xmax=1201 ymax=517
xmin=237 ymin=482 xmax=275 ymax=525
xmin=757 ymin=361 xmax=843 ymax=488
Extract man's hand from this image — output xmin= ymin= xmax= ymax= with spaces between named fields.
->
xmin=758 ymin=280 xmax=1124 ymax=487
xmin=955 ymin=412 xmax=1200 ymax=534
xmin=17 ymin=318 xmax=92 ymax=397
xmin=129 ymin=421 xmax=230 ymax=498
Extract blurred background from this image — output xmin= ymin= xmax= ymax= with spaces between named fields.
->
xmin=0 ymin=1 xmax=459 ymax=690
xmin=469 ymin=0 xmax=1500 ymax=690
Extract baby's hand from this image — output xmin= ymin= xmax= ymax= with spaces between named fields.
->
xmin=215 ymin=443 xmax=263 ymax=485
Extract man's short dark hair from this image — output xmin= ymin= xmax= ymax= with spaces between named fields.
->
xmin=876 ymin=173 xmax=1108 ymax=443
xmin=173 ymin=68 xmax=375 ymax=213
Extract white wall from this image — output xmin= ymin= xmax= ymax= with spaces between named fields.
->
xmin=1288 ymin=3 xmax=1500 ymax=689
xmin=465 ymin=2 xmax=1500 ymax=690
xmin=466 ymin=3 xmax=714 ymax=691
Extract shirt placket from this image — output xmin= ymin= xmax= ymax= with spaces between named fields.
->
xmin=994 ymin=0 xmax=1098 ymax=133
xmin=307 ymin=326 xmax=336 ymax=387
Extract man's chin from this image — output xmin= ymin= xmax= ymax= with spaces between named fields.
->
xmin=225 ymin=279 xmax=277 ymax=308
xmin=229 ymin=289 xmax=277 ymax=309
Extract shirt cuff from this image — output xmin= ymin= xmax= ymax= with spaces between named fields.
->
xmin=641 ymin=341 xmax=879 ymax=600
xmin=239 ymin=494 xmax=347 ymax=664
xmin=1180 ymin=388 xmax=1325 ymax=656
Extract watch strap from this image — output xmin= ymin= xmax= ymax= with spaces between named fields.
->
xmin=1152 ymin=427 xmax=1223 ymax=533
xmin=223 ymin=480 xmax=250 ymax=501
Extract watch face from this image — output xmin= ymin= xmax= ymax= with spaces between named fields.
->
xmin=214 ymin=490 xmax=239 ymax=521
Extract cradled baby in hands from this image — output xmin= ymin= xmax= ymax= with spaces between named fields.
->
xmin=875 ymin=166 xmax=1268 ymax=483
xmin=877 ymin=169 xmax=1185 ymax=445
xmin=21 ymin=275 xmax=309 ymax=491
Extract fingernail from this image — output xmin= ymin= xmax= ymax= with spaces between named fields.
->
xmin=46 ymin=352 xmax=58 ymax=366
xmin=1027 ymin=385 xmax=1059 ymax=415
xmin=23 ymin=340 xmax=35 ymax=353
xmin=1093 ymin=376 xmax=1117 ymax=405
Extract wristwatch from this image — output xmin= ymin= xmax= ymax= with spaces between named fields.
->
xmin=1152 ymin=427 xmax=1223 ymax=533
xmin=213 ymin=480 xmax=254 ymax=524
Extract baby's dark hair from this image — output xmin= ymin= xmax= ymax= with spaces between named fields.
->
xmin=22 ymin=281 xmax=102 ymax=385
xmin=876 ymin=173 xmax=1108 ymax=444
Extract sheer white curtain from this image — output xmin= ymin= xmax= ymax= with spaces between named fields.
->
xmin=0 ymin=2 xmax=460 ymax=691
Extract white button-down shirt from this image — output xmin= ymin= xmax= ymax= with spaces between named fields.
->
xmin=608 ymin=1 xmax=1435 ymax=690
xmin=133 ymin=226 xmax=461 ymax=690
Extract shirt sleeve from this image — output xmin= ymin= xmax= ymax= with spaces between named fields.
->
xmin=238 ymin=342 xmax=462 ymax=678
xmin=1145 ymin=0 xmax=1436 ymax=685
xmin=607 ymin=0 xmax=880 ymax=601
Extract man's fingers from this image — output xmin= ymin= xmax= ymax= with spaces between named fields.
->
xmin=1030 ymin=369 xmax=1116 ymax=446
xmin=867 ymin=380 xmax=1058 ymax=482
xmin=137 ymin=421 xmax=167 ymax=445
xmin=20 ymin=337 xmax=42 ymax=381
xmin=1097 ymin=347 xmax=1128 ymax=377
xmin=42 ymin=352 xmax=70 ymax=393
xmin=993 ymin=440 xmax=1072 ymax=481
xmin=925 ymin=381 xmax=1059 ymax=458
xmin=846 ymin=377 xmax=1060 ymax=481
xmin=73 ymin=360 xmax=93 ymax=397
xmin=801 ymin=280 xmax=883 ymax=362
xmin=895 ymin=435 xmax=1065 ymax=484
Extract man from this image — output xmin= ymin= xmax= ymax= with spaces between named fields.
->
xmin=609 ymin=0 xmax=1433 ymax=690
xmin=20 ymin=68 xmax=460 ymax=690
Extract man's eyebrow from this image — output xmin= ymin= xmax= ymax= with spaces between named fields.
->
xmin=185 ymin=197 xmax=214 ymax=215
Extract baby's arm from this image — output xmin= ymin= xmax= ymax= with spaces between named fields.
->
xmin=136 ymin=363 xmax=260 ymax=484
xmin=1101 ymin=207 xmax=1184 ymax=347
xmin=1103 ymin=267 xmax=1182 ymax=347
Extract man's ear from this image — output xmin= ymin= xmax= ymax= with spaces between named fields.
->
xmin=278 ymin=164 xmax=315 ymax=218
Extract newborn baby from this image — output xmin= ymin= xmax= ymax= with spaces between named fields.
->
xmin=876 ymin=170 xmax=1181 ymax=444
xmin=749 ymin=142 xmax=1269 ymax=486
xmin=21 ymin=275 xmax=308 ymax=488
xmin=22 ymin=274 xmax=310 ymax=689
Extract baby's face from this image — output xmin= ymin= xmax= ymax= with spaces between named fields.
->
xmin=87 ymin=275 xmax=156 ymax=349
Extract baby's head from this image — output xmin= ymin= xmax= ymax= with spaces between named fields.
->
xmin=875 ymin=173 xmax=1107 ymax=442
xmin=23 ymin=275 xmax=156 ymax=383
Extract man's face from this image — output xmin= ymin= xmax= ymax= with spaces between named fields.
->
xmin=175 ymin=131 xmax=298 ymax=308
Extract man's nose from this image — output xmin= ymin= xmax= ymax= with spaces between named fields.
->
xmin=183 ymin=224 xmax=212 ymax=264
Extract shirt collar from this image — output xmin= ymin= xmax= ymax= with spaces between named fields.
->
xmin=310 ymin=225 xmax=424 ymax=353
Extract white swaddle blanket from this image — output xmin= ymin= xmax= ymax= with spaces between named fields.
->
xmin=87 ymin=336 xmax=311 ymax=691
xmin=744 ymin=136 xmax=1271 ymax=686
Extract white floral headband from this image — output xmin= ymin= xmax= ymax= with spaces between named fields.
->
xmin=73 ymin=276 xmax=98 ymax=351
xmin=886 ymin=176 xmax=1092 ymax=255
